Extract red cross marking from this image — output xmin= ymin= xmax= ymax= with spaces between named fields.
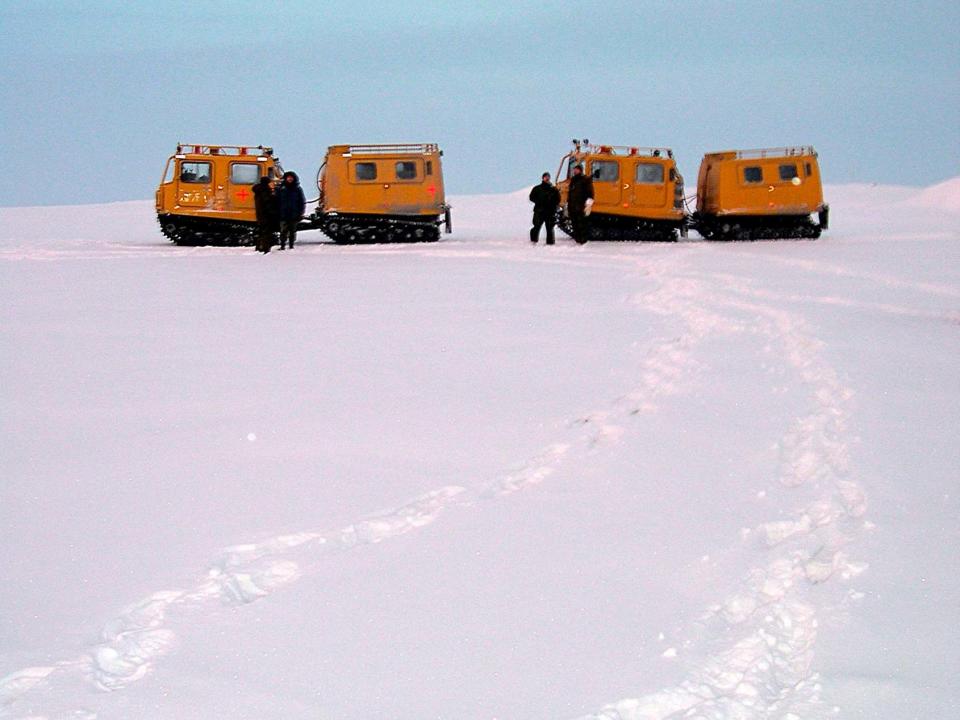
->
xmin=236 ymin=188 xmax=250 ymax=200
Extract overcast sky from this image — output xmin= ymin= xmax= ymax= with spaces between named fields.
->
xmin=1 ymin=0 xmax=957 ymax=206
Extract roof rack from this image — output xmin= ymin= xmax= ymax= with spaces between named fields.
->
xmin=715 ymin=146 xmax=816 ymax=159
xmin=176 ymin=143 xmax=274 ymax=157
xmin=341 ymin=143 xmax=440 ymax=156
xmin=573 ymin=141 xmax=674 ymax=159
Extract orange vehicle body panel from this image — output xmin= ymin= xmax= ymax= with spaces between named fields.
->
xmin=155 ymin=144 xmax=281 ymax=224
xmin=320 ymin=144 xmax=446 ymax=218
xmin=696 ymin=148 xmax=825 ymax=217
xmin=555 ymin=145 xmax=685 ymax=223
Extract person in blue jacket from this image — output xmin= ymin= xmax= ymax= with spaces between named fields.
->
xmin=277 ymin=171 xmax=306 ymax=250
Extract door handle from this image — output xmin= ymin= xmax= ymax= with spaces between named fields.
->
xmin=623 ymin=184 xmax=630 ymax=189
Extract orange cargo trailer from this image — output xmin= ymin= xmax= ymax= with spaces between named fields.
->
xmin=692 ymin=146 xmax=829 ymax=240
xmin=307 ymin=143 xmax=452 ymax=243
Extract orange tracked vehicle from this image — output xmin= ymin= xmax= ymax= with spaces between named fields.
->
xmin=156 ymin=143 xmax=281 ymax=245
xmin=555 ymin=140 xmax=686 ymax=241
xmin=306 ymin=143 xmax=452 ymax=243
xmin=691 ymin=147 xmax=829 ymax=240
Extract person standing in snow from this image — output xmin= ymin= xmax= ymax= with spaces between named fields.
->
xmin=277 ymin=170 xmax=306 ymax=250
xmin=252 ymin=175 xmax=278 ymax=253
xmin=528 ymin=172 xmax=561 ymax=245
xmin=566 ymin=164 xmax=594 ymax=244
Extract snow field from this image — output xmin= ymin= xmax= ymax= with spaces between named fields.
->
xmin=1 ymin=180 xmax=958 ymax=718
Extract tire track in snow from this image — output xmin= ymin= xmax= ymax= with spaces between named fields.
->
xmin=721 ymin=251 xmax=960 ymax=300
xmin=580 ymin=270 xmax=870 ymax=720
xmin=0 ymin=487 xmax=470 ymax=716
xmin=1 ymin=250 xmax=727 ymax=718
xmin=2 ymin=244 xmax=869 ymax=719
xmin=706 ymin=274 xmax=960 ymax=324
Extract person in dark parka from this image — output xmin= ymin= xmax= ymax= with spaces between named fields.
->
xmin=529 ymin=172 xmax=561 ymax=245
xmin=566 ymin=164 xmax=595 ymax=244
xmin=277 ymin=170 xmax=306 ymax=250
xmin=252 ymin=175 xmax=278 ymax=253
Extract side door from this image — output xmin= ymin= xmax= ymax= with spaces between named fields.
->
xmin=347 ymin=158 xmax=382 ymax=213
xmin=227 ymin=161 xmax=261 ymax=213
xmin=734 ymin=161 xmax=766 ymax=212
xmin=588 ymin=158 xmax=621 ymax=209
xmin=176 ymin=160 xmax=213 ymax=207
xmin=772 ymin=160 xmax=805 ymax=211
xmin=632 ymin=161 xmax=667 ymax=208
xmin=387 ymin=158 xmax=424 ymax=213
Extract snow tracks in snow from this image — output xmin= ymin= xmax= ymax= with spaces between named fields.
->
xmin=1 ymin=244 xmax=870 ymax=720
xmin=581 ymin=253 xmax=870 ymax=719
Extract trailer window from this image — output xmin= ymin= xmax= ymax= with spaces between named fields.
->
xmin=591 ymin=160 xmax=619 ymax=182
xmin=355 ymin=162 xmax=377 ymax=181
xmin=230 ymin=163 xmax=260 ymax=185
xmin=743 ymin=166 xmax=763 ymax=183
xmin=395 ymin=161 xmax=418 ymax=180
xmin=425 ymin=160 xmax=433 ymax=176
xmin=635 ymin=163 xmax=664 ymax=184
xmin=779 ymin=164 xmax=798 ymax=181
xmin=180 ymin=162 xmax=211 ymax=183
xmin=805 ymin=162 xmax=812 ymax=176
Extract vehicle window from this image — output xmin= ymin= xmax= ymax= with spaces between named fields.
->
xmin=395 ymin=161 xmax=417 ymax=180
xmin=230 ymin=163 xmax=260 ymax=185
xmin=779 ymin=164 xmax=798 ymax=181
xmin=180 ymin=162 xmax=211 ymax=183
xmin=591 ymin=160 xmax=619 ymax=182
xmin=635 ymin=163 xmax=664 ymax=184
xmin=743 ymin=166 xmax=763 ymax=183
xmin=567 ymin=158 xmax=579 ymax=178
xmin=355 ymin=162 xmax=377 ymax=181
xmin=805 ymin=162 xmax=812 ymax=176
xmin=425 ymin=160 xmax=433 ymax=176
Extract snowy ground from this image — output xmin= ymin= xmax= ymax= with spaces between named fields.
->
xmin=1 ymin=180 xmax=958 ymax=719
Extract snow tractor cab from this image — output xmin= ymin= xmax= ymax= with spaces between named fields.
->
xmin=691 ymin=147 xmax=829 ymax=240
xmin=555 ymin=139 xmax=686 ymax=241
xmin=156 ymin=144 xmax=281 ymax=245
xmin=306 ymin=143 xmax=452 ymax=243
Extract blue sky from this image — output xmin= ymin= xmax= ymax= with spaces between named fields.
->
xmin=1 ymin=0 xmax=957 ymax=206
